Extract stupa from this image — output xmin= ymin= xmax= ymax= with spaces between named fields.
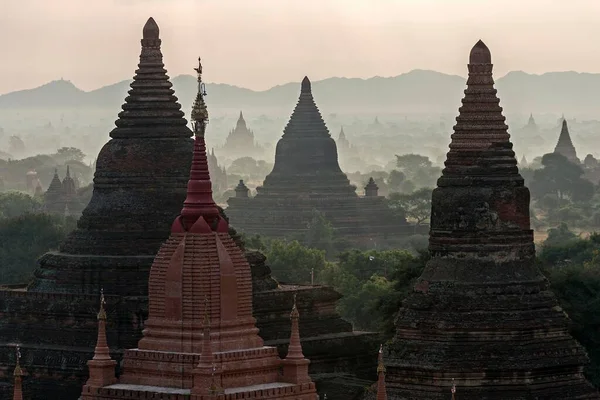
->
xmin=0 ymin=24 xmax=377 ymax=399
xmin=383 ymin=40 xmax=599 ymax=399
xmin=221 ymin=111 xmax=263 ymax=159
xmin=42 ymin=167 xmax=86 ymax=216
xmin=225 ymin=77 xmax=415 ymax=246
xmin=0 ymin=17 xmax=193 ymax=399
xmin=30 ymin=17 xmax=193 ymax=296
xmin=554 ymin=118 xmax=580 ymax=164
xmin=80 ymin=56 xmax=318 ymax=400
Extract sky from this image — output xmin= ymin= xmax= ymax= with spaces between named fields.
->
xmin=1 ymin=0 xmax=600 ymax=94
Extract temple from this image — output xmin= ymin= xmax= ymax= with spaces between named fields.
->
xmin=225 ymin=77 xmax=416 ymax=247
xmin=29 ymin=17 xmax=194 ymax=296
xmin=207 ymin=148 xmax=228 ymax=195
xmin=0 ymin=20 xmax=377 ymax=400
xmin=554 ymin=118 xmax=580 ymax=164
xmin=43 ymin=166 xmax=85 ymax=216
xmin=220 ymin=111 xmax=263 ymax=159
xmin=383 ymin=40 xmax=599 ymax=398
xmin=81 ymin=56 xmax=317 ymax=400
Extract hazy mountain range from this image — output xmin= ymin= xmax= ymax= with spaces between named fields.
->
xmin=2 ymin=70 xmax=600 ymax=116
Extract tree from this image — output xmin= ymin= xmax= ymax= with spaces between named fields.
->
xmin=228 ymin=157 xmax=273 ymax=180
xmin=54 ymin=147 xmax=86 ymax=163
xmin=543 ymin=223 xmax=578 ymax=248
xmin=304 ymin=210 xmax=334 ymax=254
xmin=0 ymin=192 xmax=42 ymax=218
xmin=265 ymin=240 xmax=330 ymax=285
xmin=395 ymin=154 xmax=432 ymax=170
xmin=394 ymin=154 xmax=441 ymax=190
xmin=530 ymin=153 xmax=594 ymax=204
xmin=388 ymin=188 xmax=432 ymax=228
xmin=387 ymin=169 xmax=406 ymax=193
xmin=0 ymin=213 xmax=77 ymax=284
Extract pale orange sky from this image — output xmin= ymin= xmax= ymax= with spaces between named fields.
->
xmin=1 ymin=0 xmax=599 ymax=94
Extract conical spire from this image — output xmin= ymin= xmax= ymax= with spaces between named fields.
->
xmin=554 ymin=118 xmax=579 ymax=163
xmin=93 ymin=289 xmax=111 ymax=361
xmin=281 ymin=292 xmax=311 ymax=384
xmin=178 ymin=57 xmax=220 ymax=231
xmin=365 ymin=177 xmax=379 ymax=197
xmin=285 ymin=293 xmax=305 ymax=360
xmin=376 ymin=344 xmax=387 ymax=400
xmin=439 ymin=39 xmax=519 ymax=187
xmin=47 ymin=168 xmax=62 ymax=193
xmin=12 ymin=346 xmax=23 ymax=400
xmin=282 ymin=76 xmax=330 ymax=139
xmin=110 ymin=17 xmax=189 ymax=139
xmin=338 ymin=126 xmax=346 ymax=140
xmin=83 ymin=288 xmax=117 ymax=389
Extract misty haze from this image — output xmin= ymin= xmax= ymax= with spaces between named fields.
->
xmin=1 ymin=1 xmax=600 ymax=400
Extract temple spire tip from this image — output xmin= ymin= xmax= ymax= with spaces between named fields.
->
xmin=301 ymin=76 xmax=311 ymax=94
xmin=469 ymin=39 xmax=491 ymax=64
xmin=143 ymin=17 xmax=160 ymax=39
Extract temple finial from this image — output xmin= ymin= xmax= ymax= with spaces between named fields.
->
xmin=191 ymin=57 xmax=209 ymax=137
xmin=84 ymin=288 xmax=117 ymax=387
xmin=281 ymin=291 xmax=311 ymax=383
xmin=469 ymin=39 xmax=491 ymax=64
xmin=12 ymin=345 xmax=23 ymax=400
xmin=97 ymin=288 xmax=106 ymax=321
xmin=376 ymin=344 xmax=387 ymax=400
xmin=301 ymin=76 xmax=311 ymax=94
xmin=451 ymin=378 xmax=457 ymax=400
xmin=143 ymin=17 xmax=160 ymax=39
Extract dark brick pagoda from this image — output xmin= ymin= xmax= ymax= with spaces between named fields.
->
xmin=0 ymin=20 xmax=376 ymax=400
xmin=226 ymin=77 xmax=415 ymax=246
xmin=383 ymin=40 xmax=599 ymax=399
xmin=554 ymin=118 xmax=580 ymax=164
xmin=30 ymin=17 xmax=194 ymax=296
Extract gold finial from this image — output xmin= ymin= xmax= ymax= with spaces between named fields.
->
xmin=13 ymin=345 xmax=22 ymax=377
xmin=451 ymin=378 xmax=456 ymax=398
xmin=97 ymin=288 xmax=107 ymax=320
xmin=290 ymin=292 xmax=299 ymax=319
xmin=377 ymin=344 xmax=386 ymax=374
xmin=191 ymin=56 xmax=209 ymax=136
xmin=203 ymin=296 xmax=210 ymax=328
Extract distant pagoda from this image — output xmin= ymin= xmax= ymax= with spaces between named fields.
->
xmin=226 ymin=77 xmax=414 ymax=246
xmin=384 ymin=40 xmax=599 ymax=399
xmin=207 ymin=148 xmax=228 ymax=195
xmin=554 ymin=118 xmax=580 ymax=164
xmin=221 ymin=111 xmax=263 ymax=159
xmin=43 ymin=166 xmax=86 ymax=216
xmin=29 ymin=17 xmax=193 ymax=296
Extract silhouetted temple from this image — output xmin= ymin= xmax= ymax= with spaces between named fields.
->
xmin=383 ymin=40 xmax=599 ymax=399
xmin=226 ymin=77 xmax=414 ymax=246
xmin=554 ymin=118 xmax=580 ymax=164
xmin=207 ymin=148 xmax=228 ymax=195
xmin=221 ymin=111 xmax=263 ymax=159
xmin=43 ymin=166 xmax=85 ymax=216
xmin=0 ymin=21 xmax=377 ymax=400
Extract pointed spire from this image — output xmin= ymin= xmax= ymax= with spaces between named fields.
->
xmin=66 ymin=165 xmax=71 ymax=178
xmin=286 ymin=292 xmax=305 ymax=360
xmin=439 ymin=39 xmax=518 ymax=186
xmin=339 ymin=126 xmax=346 ymax=139
xmin=282 ymin=76 xmax=330 ymax=139
xmin=365 ymin=177 xmax=379 ymax=197
xmin=84 ymin=288 xmax=117 ymax=389
xmin=111 ymin=17 xmax=189 ymax=139
xmin=239 ymin=110 xmax=244 ymax=120
xmin=179 ymin=57 xmax=220 ymax=231
xmin=13 ymin=346 xmax=23 ymax=400
xmin=376 ymin=344 xmax=387 ymax=400
xmin=93 ymin=288 xmax=111 ymax=361
xmin=554 ymin=118 xmax=579 ymax=163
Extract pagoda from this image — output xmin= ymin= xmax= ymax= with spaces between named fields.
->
xmin=80 ymin=56 xmax=318 ymax=400
xmin=0 ymin=21 xmax=377 ymax=399
xmin=207 ymin=148 xmax=228 ymax=195
xmin=42 ymin=167 xmax=86 ymax=216
xmin=30 ymin=17 xmax=193 ymax=296
xmin=0 ymin=17 xmax=193 ymax=399
xmin=225 ymin=77 xmax=415 ymax=246
xmin=221 ymin=111 xmax=263 ymax=159
xmin=554 ymin=118 xmax=580 ymax=164
xmin=383 ymin=40 xmax=599 ymax=399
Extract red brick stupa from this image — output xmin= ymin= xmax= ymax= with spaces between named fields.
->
xmin=384 ymin=40 xmax=599 ymax=399
xmin=80 ymin=57 xmax=317 ymax=400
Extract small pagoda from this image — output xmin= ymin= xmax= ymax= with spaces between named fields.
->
xmin=383 ymin=40 xmax=599 ymax=399
xmin=226 ymin=77 xmax=415 ymax=246
xmin=42 ymin=166 xmax=86 ymax=216
xmin=554 ymin=118 xmax=580 ymax=164
xmin=80 ymin=57 xmax=317 ymax=400
xmin=220 ymin=111 xmax=263 ymax=159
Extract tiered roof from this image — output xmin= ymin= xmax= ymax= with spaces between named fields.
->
xmin=385 ymin=40 xmax=599 ymax=399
